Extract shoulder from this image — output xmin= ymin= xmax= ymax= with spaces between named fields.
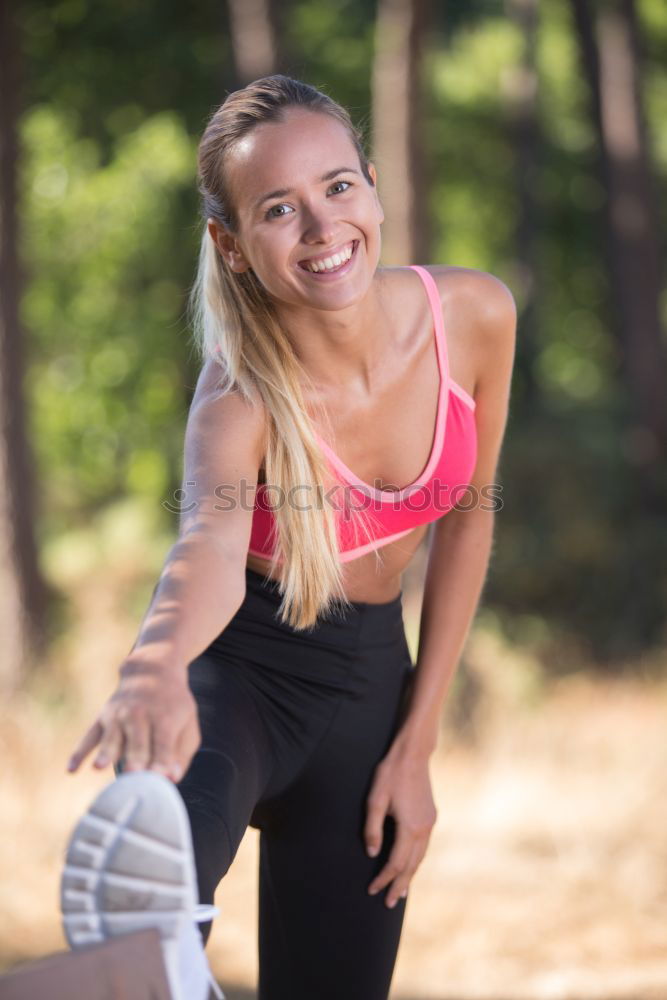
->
xmin=188 ymin=358 xmax=268 ymax=460
xmin=378 ymin=262 xmax=515 ymax=339
xmin=423 ymin=265 xmax=517 ymax=388
xmin=424 ymin=264 xmax=516 ymax=329
xmin=192 ymin=357 xmax=266 ymax=412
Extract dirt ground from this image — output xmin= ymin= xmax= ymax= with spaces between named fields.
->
xmin=1 ymin=559 xmax=666 ymax=999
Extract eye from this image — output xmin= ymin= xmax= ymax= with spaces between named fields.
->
xmin=266 ymin=203 xmax=292 ymax=219
xmin=265 ymin=181 xmax=353 ymax=219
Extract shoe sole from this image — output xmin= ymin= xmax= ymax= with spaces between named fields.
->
xmin=60 ymin=770 xmax=198 ymax=950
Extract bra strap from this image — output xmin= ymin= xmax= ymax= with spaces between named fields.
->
xmin=407 ymin=265 xmax=450 ymax=389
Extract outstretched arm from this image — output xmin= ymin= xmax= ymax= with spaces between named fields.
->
xmin=66 ymin=361 xmax=267 ymax=781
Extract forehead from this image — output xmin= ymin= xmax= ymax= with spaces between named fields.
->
xmin=228 ymin=110 xmax=358 ymax=212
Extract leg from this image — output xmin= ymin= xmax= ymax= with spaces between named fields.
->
xmin=178 ymin=653 xmax=276 ymax=945
xmin=255 ymin=659 xmax=413 ymax=1000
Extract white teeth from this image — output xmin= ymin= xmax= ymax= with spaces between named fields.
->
xmin=304 ymin=243 xmax=354 ymax=273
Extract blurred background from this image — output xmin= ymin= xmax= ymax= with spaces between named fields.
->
xmin=1 ymin=0 xmax=666 ymax=997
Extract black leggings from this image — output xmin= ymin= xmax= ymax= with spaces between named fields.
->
xmin=118 ymin=566 xmax=415 ymax=1000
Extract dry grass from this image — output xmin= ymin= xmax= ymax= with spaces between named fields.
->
xmin=2 ymin=532 xmax=666 ymax=999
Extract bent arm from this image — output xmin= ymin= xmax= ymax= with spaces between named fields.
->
xmin=391 ymin=273 xmax=517 ymax=759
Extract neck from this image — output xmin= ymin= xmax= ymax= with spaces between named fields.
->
xmin=274 ymin=271 xmax=393 ymax=397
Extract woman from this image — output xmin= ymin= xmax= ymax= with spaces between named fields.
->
xmin=64 ymin=75 xmax=516 ymax=999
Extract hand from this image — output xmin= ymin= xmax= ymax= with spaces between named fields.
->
xmin=66 ymin=657 xmax=201 ymax=783
xmin=364 ymin=750 xmax=437 ymax=908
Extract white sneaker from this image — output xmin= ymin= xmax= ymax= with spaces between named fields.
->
xmin=60 ymin=770 xmax=224 ymax=1000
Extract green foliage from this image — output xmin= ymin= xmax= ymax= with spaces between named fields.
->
xmin=284 ymin=0 xmax=375 ymax=137
xmin=21 ymin=105 xmax=196 ymax=533
xmin=424 ymin=0 xmax=667 ymax=661
xmin=15 ymin=0 xmax=667 ymax=665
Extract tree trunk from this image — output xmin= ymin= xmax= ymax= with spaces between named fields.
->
xmin=570 ymin=0 xmax=666 ymax=475
xmin=503 ymin=0 xmax=541 ymax=407
xmin=226 ymin=0 xmax=282 ymax=85
xmin=0 ymin=0 xmax=49 ymax=691
xmin=371 ymin=0 xmax=432 ymax=266
xmin=570 ymin=0 xmax=666 ymax=652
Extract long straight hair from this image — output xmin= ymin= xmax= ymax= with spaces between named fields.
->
xmin=187 ymin=75 xmax=384 ymax=630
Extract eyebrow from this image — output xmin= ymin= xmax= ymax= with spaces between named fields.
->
xmin=254 ymin=167 xmax=360 ymax=210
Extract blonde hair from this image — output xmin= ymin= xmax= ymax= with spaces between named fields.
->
xmin=188 ymin=74 xmax=384 ymax=630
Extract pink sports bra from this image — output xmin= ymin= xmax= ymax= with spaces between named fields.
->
xmin=247 ymin=264 xmax=478 ymax=563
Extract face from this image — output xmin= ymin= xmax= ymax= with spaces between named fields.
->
xmin=208 ymin=108 xmax=384 ymax=310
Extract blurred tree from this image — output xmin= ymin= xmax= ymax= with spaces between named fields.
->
xmin=564 ymin=0 xmax=667 ymax=655
xmin=569 ymin=0 xmax=666 ymax=478
xmin=503 ymin=0 xmax=541 ymax=408
xmin=227 ymin=0 xmax=283 ymax=83
xmin=0 ymin=0 xmax=50 ymax=689
xmin=19 ymin=0 xmax=232 ymax=158
xmin=22 ymin=106 xmax=194 ymax=530
xmin=371 ymin=0 xmax=432 ymax=264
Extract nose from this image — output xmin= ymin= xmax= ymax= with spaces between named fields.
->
xmin=301 ymin=203 xmax=337 ymax=245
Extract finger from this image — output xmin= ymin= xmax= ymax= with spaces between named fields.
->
xmin=147 ymin=723 xmax=182 ymax=782
xmin=167 ymin=718 xmax=201 ymax=783
xmin=121 ymin=712 xmax=151 ymax=772
xmin=66 ymin=720 xmax=104 ymax=772
xmin=92 ymin=721 xmax=125 ymax=770
xmin=364 ymin=794 xmax=389 ymax=858
xmin=385 ymin=840 xmax=424 ymax=908
xmin=367 ymin=824 xmax=415 ymax=896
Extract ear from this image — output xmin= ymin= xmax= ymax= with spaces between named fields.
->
xmin=207 ymin=219 xmax=251 ymax=273
xmin=367 ymin=163 xmax=384 ymax=226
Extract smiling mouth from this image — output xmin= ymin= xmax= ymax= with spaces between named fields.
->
xmin=297 ymin=240 xmax=358 ymax=274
